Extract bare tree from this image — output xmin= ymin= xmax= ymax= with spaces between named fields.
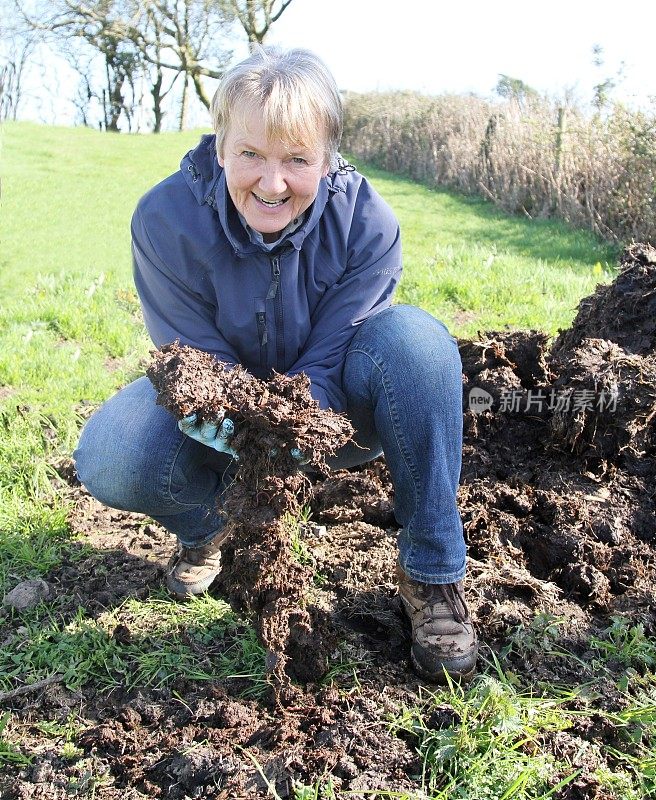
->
xmin=17 ymin=0 xmax=233 ymax=128
xmin=13 ymin=0 xmax=295 ymax=130
xmin=64 ymin=44 xmax=97 ymax=126
xmin=135 ymin=0 xmax=233 ymax=109
xmin=0 ymin=1 xmax=37 ymax=121
xmin=17 ymin=0 xmax=145 ymax=129
xmin=140 ymin=6 xmax=184 ymax=132
xmin=102 ymin=34 xmax=141 ymax=130
xmin=223 ymin=0 xmax=294 ymax=47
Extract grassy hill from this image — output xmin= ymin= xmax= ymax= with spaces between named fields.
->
xmin=2 ymin=121 xmax=616 ymax=329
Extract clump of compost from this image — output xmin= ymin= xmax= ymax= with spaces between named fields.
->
xmin=458 ymin=242 xmax=656 ymax=619
xmin=147 ymin=343 xmax=354 ymax=692
xmin=551 ymin=242 xmax=656 ymax=357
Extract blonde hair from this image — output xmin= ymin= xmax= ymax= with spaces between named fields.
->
xmin=211 ymin=47 xmax=342 ymax=169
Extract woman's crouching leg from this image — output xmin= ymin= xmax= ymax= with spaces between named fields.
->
xmin=73 ymin=376 xmax=233 ymax=548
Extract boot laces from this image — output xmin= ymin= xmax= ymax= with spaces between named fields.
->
xmin=176 ymin=537 xmax=223 ymax=566
xmin=420 ymin=582 xmax=469 ymax=625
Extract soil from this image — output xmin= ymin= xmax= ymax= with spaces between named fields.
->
xmin=3 ymin=243 xmax=656 ymax=798
xmin=147 ymin=347 xmax=353 ymax=691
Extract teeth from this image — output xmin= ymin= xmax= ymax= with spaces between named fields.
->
xmin=255 ymin=194 xmax=287 ymax=207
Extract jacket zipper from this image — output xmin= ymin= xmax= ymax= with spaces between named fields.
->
xmin=256 ymin=311 xmax=268 ymax=366
xmin=268 ymin=255 xmax=284 ymax=370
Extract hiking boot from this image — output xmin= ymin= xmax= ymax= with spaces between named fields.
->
xmin=397 ymin=565 xmax=478 ymax=683
xmin=166 ymin=528 xmax=231 ymax=599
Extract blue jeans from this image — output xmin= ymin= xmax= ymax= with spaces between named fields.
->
xmin=74 ymin=305 xmax=466 ymax=583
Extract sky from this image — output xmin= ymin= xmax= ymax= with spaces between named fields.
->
xmin=13 ymin=0 xmax=656 ymax=129
xmin=265 ymin=0 xmax=654 ymax=108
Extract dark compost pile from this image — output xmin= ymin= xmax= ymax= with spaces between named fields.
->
xmin=459 ymin=242 xmax=656 ymax=630
xmin=146 ymin=345 xmax=353 ymax=690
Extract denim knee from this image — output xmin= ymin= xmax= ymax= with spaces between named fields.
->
xmin=343 ymin=305 xmax=466 ymax=581
xmin=349 ymin=304 xmax=460 ymax=371
xmin=73 ymin=376 xmax=184 ymax=513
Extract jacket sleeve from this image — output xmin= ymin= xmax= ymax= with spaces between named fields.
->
xmin=132 ymin=205 xmax=239 ymax=364
xmin=286 ymin=180 xmax=402 ymax=411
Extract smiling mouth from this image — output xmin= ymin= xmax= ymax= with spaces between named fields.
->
xmin=253 ymin=193 xmax=289 ymax=207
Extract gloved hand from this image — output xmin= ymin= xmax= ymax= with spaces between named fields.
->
xmin=178 ymin=413 xmax=238 ymax=459
xmin=267 ymin=445 xmax=310 ymax=464
xmin=290 ymin=447 xmax=310 ymax=465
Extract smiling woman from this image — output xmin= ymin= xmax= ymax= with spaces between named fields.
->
xmin=211 ymin=48 xmax=341 ymax=243
xmin=218 ymin=107 xmax=329 ymax=242
xmin=73 ymin=45 xmax=478 ymax=684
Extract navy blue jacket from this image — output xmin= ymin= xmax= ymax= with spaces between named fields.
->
xmin=132 ymin=134 xmax=402 ymax=411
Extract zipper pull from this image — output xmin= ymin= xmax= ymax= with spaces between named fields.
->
xmin=266 ymin=256 xmax=281 ymax=301
xmin=256 ymin=311 xmax=267 ymax=346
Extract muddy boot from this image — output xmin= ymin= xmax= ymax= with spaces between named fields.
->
xmin=166 ymin=528 xmax=231 ymax=599
xmin=396 ymin=565 xmax=478 ymax=683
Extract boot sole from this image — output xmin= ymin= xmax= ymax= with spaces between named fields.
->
xmin=410 ymin=648 xmax=478 ymax=684
xmin=165 ymin=572 xmax=219 ymax=600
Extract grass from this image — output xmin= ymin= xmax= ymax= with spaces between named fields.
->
xmin=0 ymin=592 xmax=267 ymax=695
xmin=355 ymin=161 xmax=618 ymax=338
xmin=0 ymin=120 xmax=647 ymax=797
xmin=390 ymin=669 xmax=575 ymax=799
xmin=0 ymin=712 xmax=33 ymax=768
xmin=387 ymin=653 xmax=656 ymax=800
xmin=589 ymin=616 xmax=656 ymax=675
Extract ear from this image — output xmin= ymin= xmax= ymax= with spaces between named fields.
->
xmin=218 ymin=152 xmax=225 ymax=169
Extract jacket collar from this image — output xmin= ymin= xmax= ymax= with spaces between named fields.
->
xmin=181 ymin=134 xmax=347 ymax=256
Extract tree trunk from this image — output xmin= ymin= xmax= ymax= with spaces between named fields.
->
xmin=191 ymin=70 xmax=209 ymax=109
xmin=179 ymin=74 xmax=189 ymax=131
xmin=102 ymin=88 xmax=108 ymax=131
xmin=107 ymin=73 xmax=124 ymax=131
xmin=152 ymin=67 xmax=164 ymax=133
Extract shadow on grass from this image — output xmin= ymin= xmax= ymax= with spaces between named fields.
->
xmin=0 ymin=539 xmax=267 ymax=704
xmin=356 ymin=158 xmax=619 ymax=268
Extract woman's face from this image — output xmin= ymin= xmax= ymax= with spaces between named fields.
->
xmin=219 ymin=106 xmax=329 ymax=242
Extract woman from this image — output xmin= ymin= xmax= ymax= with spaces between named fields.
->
xmin=74 ymin=47 xmax=477 ymax=683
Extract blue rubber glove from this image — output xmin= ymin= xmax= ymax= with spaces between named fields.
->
xmin=178 ymin=413 xmax=238 ymax=459
xmin=290 ymin=447 xmax=310 ymax=465
xmin=267 ymin=445 xmax=309 ymax=464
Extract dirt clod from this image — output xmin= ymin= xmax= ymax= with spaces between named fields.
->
xmin=147 ymin=344 xmax=353 ymax=690
xmin=3 ymin=579 xmax=51 ymax=611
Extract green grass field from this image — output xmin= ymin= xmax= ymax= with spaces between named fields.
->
xmin=2 ymin=122 xmax=649 ymax=799
xmin=362 ymin=163 xmax=617 ymax=337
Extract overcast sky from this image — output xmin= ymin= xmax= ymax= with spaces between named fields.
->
xmin=15 ymin=0 xmax=656 ymax=128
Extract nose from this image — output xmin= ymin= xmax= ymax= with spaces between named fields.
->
xmin=258 ymin=162 xmax=287 ymax=197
